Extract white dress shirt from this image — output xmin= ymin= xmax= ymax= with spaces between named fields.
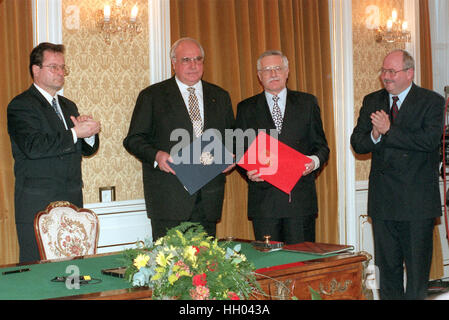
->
xmin=175 ymin=77 xmax=205 ymax=121
xmin=388 ymin=83 xmax=412 ymax=111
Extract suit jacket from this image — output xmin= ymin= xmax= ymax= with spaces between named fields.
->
xmin=351 ymin=83 xmax=445 ymax=221
xmin=235 ymin=89 xmax=329 ymax=219
xmin=7 ymin=84 xmax=100 ymax=224
xmin=123 ymin=77 xmax=235 ymax=222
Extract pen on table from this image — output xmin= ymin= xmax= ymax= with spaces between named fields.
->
xmin=2 ymin=268 xmax=31 ymax=275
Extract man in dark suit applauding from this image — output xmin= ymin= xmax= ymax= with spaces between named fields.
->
xmin=124 ymin=38 xmax=235 ymax=240
xmin=351 ymin=50 xmax=445 ymax=299
xmin=235 ymin=50 xmax=329 ymax=244
xmin=7 ymin=42 xmax=100 ymax=262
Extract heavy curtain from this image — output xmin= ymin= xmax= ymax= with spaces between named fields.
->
xmin=419 ymin=0 xmax=444 ymax=280
xmin=170 ymin=0 xmax=338 ymax=243
xmin=0 ymin=0 xmax=33 ymax=264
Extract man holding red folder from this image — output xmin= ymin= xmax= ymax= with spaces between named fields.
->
xmin=235 ymin=50 xmax=329 ymax=244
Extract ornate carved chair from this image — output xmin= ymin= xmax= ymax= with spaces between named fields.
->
xmin=34 ymin=201 xmax=100 ymax=260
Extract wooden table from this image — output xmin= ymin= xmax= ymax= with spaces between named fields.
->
xmin=0 ymin=242 xmax=369 ymax=300
xmin=253 ymin=252 xmax=368 ymax=300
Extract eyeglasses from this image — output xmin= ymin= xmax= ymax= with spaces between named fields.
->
xmin=379 ymin=68 xmax=409 ymax=77
xmin=41 ymin=64 xmax=70 ymax=76
xmin=258 ymin=65 xmax=286 ymax=74
xmin=178 ymin=56 xmax=204 ymax=65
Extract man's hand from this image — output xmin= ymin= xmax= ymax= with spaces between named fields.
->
xmin=155 ymin=151 xmax=176 ymax=175
xmin=370 ymin=110 xmax=390 ymax=137
xmin=372 ymin=126 xmax=381 ymax=140
xmin=302 ymin=160 xmax=315 ymax=176
xmin=247 ymin=169 xmax=264 ymax=182
xmin=71 ymin=115 xmax=100 ymax=138
xmin=75 ymin=115 xmax=93 ymax=122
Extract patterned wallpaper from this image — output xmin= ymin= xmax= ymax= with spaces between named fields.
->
xmin=61 ymin=0 xmax=149 ymax=203
xmin=352 ymin=0 xmax=405 ymax=181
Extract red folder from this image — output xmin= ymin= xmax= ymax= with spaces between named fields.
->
xmin=237 ymin=131 xmax=312 ymax=194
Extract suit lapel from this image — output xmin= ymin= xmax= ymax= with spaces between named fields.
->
xmin=202 ymin=82 xmax=212 ymax=131
xmin=29 ymin=85 xmax=66 ymax=130
xmin=254 ymin=92 xmax=276 ymax=131
xmin=394 ymin=83 xmax=417 ymax=124
xmin=30 ymin=85 xmax=53 ymax=111
xmin=202 ymin=81 xmax=223 ymax=131
xmin=279 ymin=90 xmax=297 ymax=138
xmin=381 ymin=89 xmax=390 ymax=114
xmin=57 ymin=96 xmax=74 ymax=129
xmin=165 ymin=77 xmax=195 ymax=136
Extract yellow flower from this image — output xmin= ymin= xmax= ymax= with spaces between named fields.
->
xmin=133 ymin=254 xmax=150 ymax=270
xmin=183 ymin=246 xmax=197 ymax=263
xmin=150 ymin=267 xmax=166 ymax=281
xmin=211 ymin=240 xmax=225 ymax=254
xmin=156 ymin=251 xmax=173 ymax=267
xmin=176 ymin=230 xmax=187 ymax=245
xmin=178 ymin=270 xmax=191 ymax=277
xmin=200 ymin=241 xmax=210 ymax=248
xmin=151 ymin=272 xmax=161 ymax=281
xmin=176 ymin=230 xmax=184 ymax=238
xmin=162 ymin=245 xmax=172 ymax=252
xmin=168 ymin=274 xmax=179 ymax=285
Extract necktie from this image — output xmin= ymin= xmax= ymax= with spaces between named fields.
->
xmin=390 ymin=96 xmax=399 ymax=123
xmin=52 ymin=98 xmax=64 ymax=122
xmin=271 ymin=95 xmax=283 ymax=133
xmin=187 ymin=87 xmax=203 ymax=137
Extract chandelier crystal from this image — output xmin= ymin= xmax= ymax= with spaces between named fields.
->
xmin=375 ymin=9 xmax=411 ymax=43
xmin=96 ymin=0 xmax=143 ymax=45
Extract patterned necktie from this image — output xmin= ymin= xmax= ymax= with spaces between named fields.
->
xmin=187 ymin=87 xmax=203 ymax=137
xmin=52 ymin=98 xmax=64 ymax=122
xmin=271 ymin=95 xmax=283 ymax=133
xmin=390 ymin=96 xmax=399 ymax=123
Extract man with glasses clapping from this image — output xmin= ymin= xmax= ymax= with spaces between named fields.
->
xmin=7 ymin=42 xmax=100 ymax=263
xmin=351 ymin=50 xmax=445 ymax=299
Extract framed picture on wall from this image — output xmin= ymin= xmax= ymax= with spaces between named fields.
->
xmin=99 ymin=186 xmax=116 ymax=203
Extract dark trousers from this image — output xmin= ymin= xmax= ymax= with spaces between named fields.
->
xmin=252 ymin=215 xmax=316 ymax=244
xmin=16 ymin=223 xmax=41 ymax=263
xmin=372 ymin=218 xmax=435 ymax=300
xmin=151 ymin=190 xmax=217 ymax=241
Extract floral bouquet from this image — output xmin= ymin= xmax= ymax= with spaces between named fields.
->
xmin=122 ymin=222 xmax=262 ymax=300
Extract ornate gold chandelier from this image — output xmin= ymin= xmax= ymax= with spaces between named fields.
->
xmin=375 ymin=9 xmax=411 ymax=43
xmin=96 ymin=0 xmax=143 ymax=45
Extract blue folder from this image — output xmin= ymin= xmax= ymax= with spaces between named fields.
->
xmin=168 ymin=129 xmax=234 ymax=195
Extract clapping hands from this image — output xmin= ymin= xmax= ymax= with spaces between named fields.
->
xmin=71 ymin=115 xmax=101 ymax=138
